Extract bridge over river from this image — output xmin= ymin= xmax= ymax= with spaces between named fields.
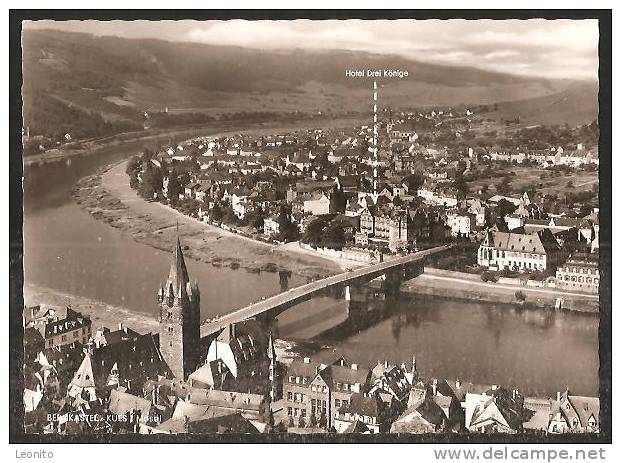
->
xmin=200 ymin=245 xmax=451 ymax=338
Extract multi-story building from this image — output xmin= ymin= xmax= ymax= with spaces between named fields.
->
xmin=282 ymin=357 xmax=371 ymax=428
xmin=334 ymin=392 xmax=390 ymax=433
xmin=33 ymin=307 xmax=92 ymax=349
xmin=303 ymin=193 xmax=330 ymax=216
xmin=477 ymin=229 xmax=563 ymax=272
xmin=445 ymin=210 xmax=474 ymax=237
xmin=555 ymin=253 xmax=599 ymax=294
xmin=263 ymin=216 xmax=281 ymax=237
xmin=358 ymin=206 xmax=411 ymax=250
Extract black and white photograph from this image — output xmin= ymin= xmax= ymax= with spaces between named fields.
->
xmin=9 ymin=8 xmax=612 ymax=452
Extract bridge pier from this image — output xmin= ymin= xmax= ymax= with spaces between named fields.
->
xmin=255 ymin=311 xmax=280 ymax=338
xmin=382 ymin=262 xmax=424 ymax=298
xmin=382 ymin=269 xmax=403 ymax=299
xmin=345 ymin=284 xmax=369 ymax=321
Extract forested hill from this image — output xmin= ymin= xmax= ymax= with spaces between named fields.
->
xmin=22 ymin=28 xmax=598 ymax=141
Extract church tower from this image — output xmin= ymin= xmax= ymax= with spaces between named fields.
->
xmin=157 ymin=237 xmax=201 ymax=380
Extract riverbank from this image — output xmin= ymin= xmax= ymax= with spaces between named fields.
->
xmin=24 ymin=282 xmax=159 ymax=334
xmin=403 ymin=268 xmax=599 ymax=313
xmin=24 ymin=116 xmax=366 ymax=167
xmin=71 ymin=161 xmax=342 ymax=281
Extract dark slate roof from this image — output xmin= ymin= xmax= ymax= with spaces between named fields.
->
xmin=43 ymin=308 xmax=91 ymax=339
xmin=341 ymin=393 xmax=384 ymax=418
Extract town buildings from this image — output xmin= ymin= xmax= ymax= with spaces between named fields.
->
xmin=555 ymin=253 xmax=599 ymax=294
xmin=477 ymin=229 xmax=563 ymax=272
xmin=24 ymin=306 xmax=92 ymax=350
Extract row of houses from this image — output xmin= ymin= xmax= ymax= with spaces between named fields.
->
xmin=280 ymin=355 xmax=599 ymax=434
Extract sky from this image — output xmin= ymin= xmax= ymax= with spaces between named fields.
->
xmin=23 ymin=19 xmax=599 ymax=80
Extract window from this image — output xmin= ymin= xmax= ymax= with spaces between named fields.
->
xmin=287 ymin=407 xmax=292 ymax=416
xmin=61 ymin=335 xmax=67 ymax=342
xmin=301 ymin=409 xmax=307 ymax=418
xmin=287 ymin=392 xmax=293 ymax=401
xmin=335 ymin=399 xmax=341 ymax=408
xmin=336 ymin=382 xmax=341 ymax=390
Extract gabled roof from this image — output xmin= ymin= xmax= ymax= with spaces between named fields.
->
xmin=108 ymin=389 xmax=152 ymax=418
xmin=467 ymin=388 xmax=523 ymax=432
xmin=484 ymin=229 xmax=560 ymax=255
xmin=330 ymin=364 xmax=371 ymax=387
xmin=69 ymin=351 xmax=96 ymax=389
xmin=343 ymin=419 xmax=370 ymax=433
xmin=523 ymin=397 xmax=552 ymax=431
xmin=341 ymin=393 xmax=384 ymax=418
xmin=186 ymin=388 xmax=264 ymax=412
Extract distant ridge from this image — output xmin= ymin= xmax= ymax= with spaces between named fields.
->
xmin=22 ymin=28 xmax=598 ymax=139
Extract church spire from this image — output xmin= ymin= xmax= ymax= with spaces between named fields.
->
xmin=167 ymin=236 xmax=190 ymax=297
xmin=158 ymin=235 xmax=201 ymax=380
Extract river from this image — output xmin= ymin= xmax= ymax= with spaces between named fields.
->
xmin=22 ymin=138 xmax=600 ymax=398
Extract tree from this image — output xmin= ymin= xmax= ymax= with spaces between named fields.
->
xmin=276 ymin=204 xmax=299 ymax=242
xmin=298 ymin=416 xmax=306 ymax=428
xmin=140 ymin=148 xmax=154 ymax=162
xmin=496 ymin=176 xmax=512 ymax=195
xmin=496 ymin=199 xmax=518 ymax=218
xmin=167 ymin=175 xmax=182 ymax=203
xmin=314 ymin=151 xmax=329 ymax=169
xmin=515 ymin=290 xmax=527 ymax=302
xmin=302 ymin=216 xmax=330 ymax=247
xmin=125 ymin=156 xmax=141 ymax=176
xmin=249 ymin=206 xmax=266 ymax=232
xmin=210 ymin=203 xmax=224 ymax=222
xmin=309 ymin=413 xmax=317 ymax=428
xmin=323 ymin=222 xmax=346 ymax=250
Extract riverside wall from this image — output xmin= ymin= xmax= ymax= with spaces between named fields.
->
xmin=402 ymin=267 xmax=599 ymax=313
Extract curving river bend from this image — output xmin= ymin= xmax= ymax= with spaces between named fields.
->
xmin=23 ymin=136 xmax=600 ymax=397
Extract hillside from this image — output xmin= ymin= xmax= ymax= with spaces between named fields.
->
xmin=21 ymin=28 xmax=598 ymax=140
